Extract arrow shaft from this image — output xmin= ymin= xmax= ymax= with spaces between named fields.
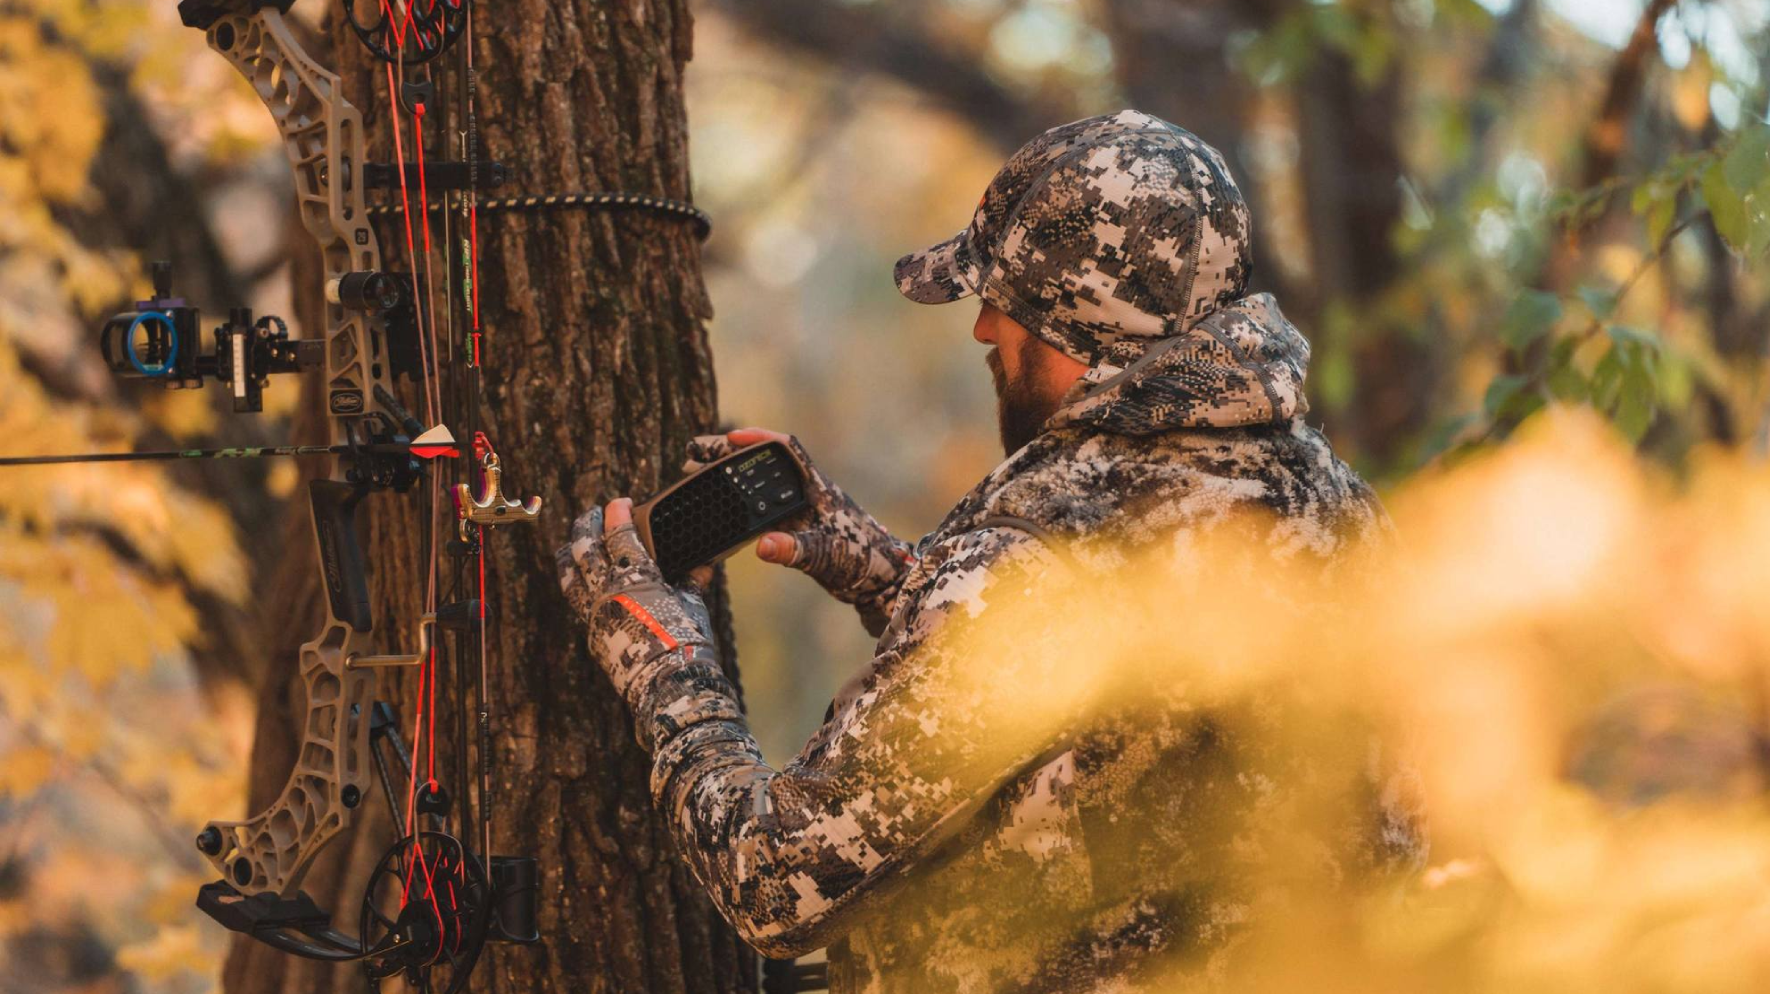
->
xmin=0 ymin=443 xmax=419 ymax=467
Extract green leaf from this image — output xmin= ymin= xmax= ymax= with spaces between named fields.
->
xmin=1659 ymin=349 xmax=1693 ymax=409
xmin=1591 ymin=346 xmax=1624 ymax=409
xmin=1511 ymin=390 xmax=1545 ymax=424
xmin=1499 ymin=290 xmax=1562 ymax=351
xmin=1614 ymin=349 xmax=1658 ymax=442
xmin=1607 ymin=325 xmax=1661 ymax=351
xmin=1723 ymin=124 xmax=1770 ymax=192
xmin=1578 ymin=285 xmax=1617 ymax=320
xmin=1753 ymin=176 xmax=1770 ymax=257
xmin=1646 ymin=195 xmax=1677 ymax=247
xmin=1483 ymin=374 xmax=1541 ymax=424
xmin=1545 ymin=337 xmax=1588 ymax=402
xmin=1483 ymin=374 xmax=1527 ymax=417
xmin=1417 ymin=412 xmax=1480 ymax=463
xmin=1630 ymin=181 xmax=1657 ymax=216
xmin=1702 ymin=160 xmax=1751 ymax=251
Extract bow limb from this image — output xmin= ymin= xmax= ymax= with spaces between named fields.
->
xmin=182 ymin=1 xmax=392 ymax=423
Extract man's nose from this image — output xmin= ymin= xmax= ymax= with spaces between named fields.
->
xmin=972 ymin=312 xmax=995 ymax=345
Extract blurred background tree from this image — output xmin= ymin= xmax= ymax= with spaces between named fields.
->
xmin=0 ymin=0 xmax=1765 ymax=990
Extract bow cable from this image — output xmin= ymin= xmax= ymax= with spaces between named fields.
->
xmin=376 ymin=23 xmax=452 ymax=927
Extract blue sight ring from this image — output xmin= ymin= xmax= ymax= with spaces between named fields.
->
xmin=125 ymin=311 xmax=178 ymax=376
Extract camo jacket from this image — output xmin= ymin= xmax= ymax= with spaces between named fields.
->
xmin=643 ymin=294 xmax=1416 ymax=993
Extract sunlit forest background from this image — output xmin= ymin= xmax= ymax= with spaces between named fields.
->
xmin=2 ymin=0 xmax=1768 ymax=990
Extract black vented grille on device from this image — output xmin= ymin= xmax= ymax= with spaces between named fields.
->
xmin=645 ymin=442 xmax=808 ymax=583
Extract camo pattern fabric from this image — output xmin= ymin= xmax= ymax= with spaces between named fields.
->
xmin=806 ymin=295 xmax=1414 ymax=993
xmin=1047 ymin=293 xmax=1311 ymax=433
xmin=894 ymin=110 xmax=1253 ymax=367
xmin=558 ymin=509 xmax=739 ymax=751
xmin=685 ymin=435 xmax=918 ymax=636
xmin=562 ymin=288 xmax=1420 ymax=993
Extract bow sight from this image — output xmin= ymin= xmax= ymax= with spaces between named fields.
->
xmin=99 ymin=262 xmax=419 ymax=415
xmin=100 ymin=261 xmax=323 ymax=413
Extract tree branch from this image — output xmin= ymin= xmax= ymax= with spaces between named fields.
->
xmin=702 ymin=0 xmax=1071 ymax=150
xmin=1541 ymin=0 xmax=1680 ymax=292
xmin=1579 ymin=0 xmax=1680 ymax=191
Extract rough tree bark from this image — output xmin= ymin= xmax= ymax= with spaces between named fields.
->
xmin=223 ymin=1 xmax=755 ymax=992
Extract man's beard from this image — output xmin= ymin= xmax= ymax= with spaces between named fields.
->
xmin=987 ymin=339 xmax=1063 ymax=455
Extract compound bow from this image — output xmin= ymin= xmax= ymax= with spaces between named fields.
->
xmin=164 ymin=1 xmax=543 ymax=990
xmin=0 ymin=0 xmax=712 ymax=988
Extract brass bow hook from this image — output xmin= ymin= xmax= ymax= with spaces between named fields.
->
xmin=453 ymin=432 xmax=542 ymax=541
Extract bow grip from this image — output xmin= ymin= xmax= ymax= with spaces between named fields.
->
xmin=310 ymin=480 xmax=372 ymax=631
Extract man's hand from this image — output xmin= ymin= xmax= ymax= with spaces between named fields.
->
xmin=556 ymin=499 xmax=718 ymax=727
xmin=685 ymin=429 xmax=916 ymax=618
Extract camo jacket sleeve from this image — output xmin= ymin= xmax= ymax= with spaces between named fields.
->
xmin=644 ymin=524 xmax=1066 ymax=958
xmin=797 ymin=480 xmax=919 ymax=638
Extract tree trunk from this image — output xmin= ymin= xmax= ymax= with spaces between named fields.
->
xmin=1289 ymin=44 xmax=1429 ymax=467
xmin=223 ymin=1 xmax=754 ymax=992
xmin=1097 ymin=0 xmax=1282 ymax=298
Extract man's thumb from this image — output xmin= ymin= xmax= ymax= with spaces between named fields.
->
xmin=756 ymin=532 xmax=798 ymax=564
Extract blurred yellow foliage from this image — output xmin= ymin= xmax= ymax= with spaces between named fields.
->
xmin=1671 ymin=50 xmax=1714 ymax=133
xmin=114 ymin=923 xmax=211 ymax=983
xmin=0 ymin=18 xmax=104 ymax=205
xmin=0 ymin=13 xmax=257 ymax=991
xmin=924 ymin=407 xmax=1770 ymax=992
xmin=0 ymin=340 xmax=247 ymax=601
xmin=0 ymin=743 xmax=59 ymax=799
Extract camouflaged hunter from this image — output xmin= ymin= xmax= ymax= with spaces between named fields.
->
xmin=558 ymin=110 xmax=1419 ymax=993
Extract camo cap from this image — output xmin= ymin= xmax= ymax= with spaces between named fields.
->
xmin=894 ymin=110 xmax=1253 ymax=367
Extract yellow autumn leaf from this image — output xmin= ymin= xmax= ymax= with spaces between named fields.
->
xmin=58 ymin=710 xmax=105 ymax=761
xmin=141 ymin=387 xmax=221 ymax=439
xmin=0 ymin=743 xmax=60 ymax=798
xmin=0 ymin=20 xmax=102 ymax=204
xmin=114 ymin=923 xmax=213 ymax=982
xmin=1672 ymin=49 xmax=1714 ymax=132
xmin=0 ymin=647 xmax=58 ymax=720
xmin=22 ymin=538 xmax=196 ymax=684
xmin=141 ymin=874 xmax=220 ymax=925
xmin=161 ymin=751 xmax=244 ymax=826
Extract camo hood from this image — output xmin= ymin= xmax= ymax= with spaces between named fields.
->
xmin=1045 ymin=292 xmax=1309 ymax=437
